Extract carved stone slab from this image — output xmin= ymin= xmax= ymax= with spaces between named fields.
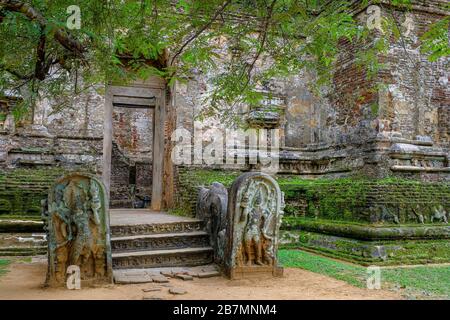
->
xmin=196 ymin=182 xmax=228 ymax=264
xmin=43 ymin=173 xmax=113 ymax=287
xmin=224 ymin=172 xmax=284 ymax=279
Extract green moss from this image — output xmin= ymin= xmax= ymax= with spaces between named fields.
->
xmin=282 ymin=217 xmax=450 ymax=238
xmin=168 ymin=207 xmax=191 ymax=217
xmin=278 ymin=176 xmax=449 ymax=223
xmin=174 ymin=168 xmax=241 ymax=215
xmin=0 ymin=167 xmax=67 ymax=216
xmin=0 ymin=199 xmax=12 ymax=214
xmin=0 ymin=259 xmax=10 ymax=277
xmin=370 ymin=103 xmax=379 ymax=117
xmin=173 ymin=169 xmax=450 ymax=220
xmin=179 ymin=168 xmax=240 ymax=188
xmin=281 ymin=229 xmax=450 ymax=266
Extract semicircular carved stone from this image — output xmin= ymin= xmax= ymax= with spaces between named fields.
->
xmin=224 ymin=172 xmax=285 ymax=279
xmin=43 ymin=173 xmax=113 ymax=287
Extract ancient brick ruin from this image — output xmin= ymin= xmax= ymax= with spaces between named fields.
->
xmin=0 ymin=2 xmax=448 ymax=265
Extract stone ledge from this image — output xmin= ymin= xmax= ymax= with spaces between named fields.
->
xmin=391 ymin=165 xmax=450 ymax=172
xmin=281 ymin=230 xmax=450 ymax=266
xmin=282 ymin=218 xmax=450 ymax=240
xmin=0 ymin=219 xmax=44 ymax=233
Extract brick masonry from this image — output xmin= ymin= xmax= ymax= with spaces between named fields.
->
xmin=0 ymin=1 xmax=448 ymax=217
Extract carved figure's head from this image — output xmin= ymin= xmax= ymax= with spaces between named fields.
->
xmin=54 ymin=184 xmax=65 ymax=203
xmin=253 ymin=191 xmax=262 ymax=207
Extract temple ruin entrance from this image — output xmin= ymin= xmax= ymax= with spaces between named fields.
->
xmin=110 ymin=105 xmax=154 ymax=208
xmin=102 ymin=78 xmax=166 ymax=211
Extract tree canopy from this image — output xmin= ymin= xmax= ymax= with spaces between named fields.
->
xmin=0 ymin=0 xmax=448 ymax=121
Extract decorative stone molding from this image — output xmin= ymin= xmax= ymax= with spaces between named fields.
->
xmin=43 ymin=173 xmax=113 ymax=287
xmin=246 ymin=106 xmax=282 ymax=129
xmin=110 ymin=221 xmax=203 ymax=237
xmin=389 ymin=142 xmax=449 ymax=172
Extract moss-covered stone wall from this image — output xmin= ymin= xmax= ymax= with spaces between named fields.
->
xmin=174 ymin=169 xmax=450 ymax=222
xmin=278 ymin=176 xmax=450 ymax=265
xmin=174 ymin=167 xmax=241 ymax=216
xmin=280 ymin=177 xmax=450 ymax=224
xmin=0 ymin=168 xmax=67 ymax=218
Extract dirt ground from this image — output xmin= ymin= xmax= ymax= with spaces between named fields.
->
xmin=0 ymin=259 xmax=403 ymax=300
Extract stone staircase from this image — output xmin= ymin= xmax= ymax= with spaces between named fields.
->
xmin=110 ymin=211 xmax=214 ymax=270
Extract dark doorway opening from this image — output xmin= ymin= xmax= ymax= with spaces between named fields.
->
xmin=110 ymin=105 xmax=154 ymax=208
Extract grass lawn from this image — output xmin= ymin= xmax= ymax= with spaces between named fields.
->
xmin=0 ymin=259 xmax=10 ymax=277
xmin=279 ymin=249 xmax=450 ymax=300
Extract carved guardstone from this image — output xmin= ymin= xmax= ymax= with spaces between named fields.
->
xmin=224 ymin=172 xmax=284 ymax=279
xmin=196 ymin=182 xmax=228 ymax=264
xmin=43 ymin=173 xmax=113 ymax=287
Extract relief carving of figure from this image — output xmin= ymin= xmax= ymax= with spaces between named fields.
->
xmin=225 ymin=172 xmax=284 ymax=279
xmin=241 ymin=191 xmax=268 ymax=266
xmin=431 ymin=205 xmax=448 ymax=224
xmin=44 ymin=173 xmax=112 ymax=287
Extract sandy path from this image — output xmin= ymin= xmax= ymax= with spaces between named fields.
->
xmin=0 ymin=260 xmax=402 ymax=300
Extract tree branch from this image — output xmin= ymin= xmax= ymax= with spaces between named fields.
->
xmin=169 ymin=0 xmax=232 ymax=66
xmin=0 ymin=0 xmax=85 ymax=57
xmin=241 ymin=0 xmax=277 ymax=88
xmin=0 ymin=62 xmax=33 ymax=80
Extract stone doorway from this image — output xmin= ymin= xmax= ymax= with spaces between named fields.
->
xmin=102 ymin=78 xmax=166 ymax=211
xmin=110 ymin=105 xmax=154 ymax=208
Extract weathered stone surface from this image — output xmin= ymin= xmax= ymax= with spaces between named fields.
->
xmin=43 ymin=173 xmax=113 ymax=287
xmin=281 ymin=229 xmax=450 ymax=265
xmin=0 ymin=233 xmax=46 ymax=256
xmin=0 ymin=1 xmax=448 ymax=272
xmin=160 ymin=271 xmax=174 ymax=278
xmin=151 ymin=275 xmax=170 ymax=283
xmin=115 ymin=274 xmax=153 ymax=284
xmin=224 ymin=172 xmax=285 ymax=279
xmin=198 ymin=271 xmax=221 ymax=278
xmin=175 ymin=274 xmax=193 ymax=281
xmin=196 ymin=182 xmax=228 ymax=264
xmin=142 ymin=287 xmax=162 ymax=292
xmin=169 ymin=287 xmax=187 ymax=295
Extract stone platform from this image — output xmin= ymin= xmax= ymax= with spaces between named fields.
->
xmin=110 ymin=209 xmax=199 ymax=226
xmin=110 ymin=209 xmax=214 ymax=274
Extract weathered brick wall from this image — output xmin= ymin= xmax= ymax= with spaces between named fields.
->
xmin=110 ymin=106 xmax=154 ymax=207
xmin=33 ymin=85 xmax=105 ymax=137
xmin=378 ymin=7 xmax=450 ymax=143
xmin=282 ymin=178 xmax=450 ymax=224
xmin=0 ymin=85 xmax=104 ymax=171
xmin=0 ymin=1 xmax=448 ymax=216
xmin=174 ymin=167 xmax=241 ymax=215
xmin=0 ymin=168 xmax=65 ymax=217
xmin=112 ymin=106 xmax=154 ymax=162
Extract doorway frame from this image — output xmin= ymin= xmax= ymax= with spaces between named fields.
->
xmin=102 ymin=78 xmax=166 ymax=211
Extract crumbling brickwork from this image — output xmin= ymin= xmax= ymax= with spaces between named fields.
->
xmin=0 ymin=1 xmax=448 ymax=217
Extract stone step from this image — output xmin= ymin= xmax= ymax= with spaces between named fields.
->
xmin=0 ymin=246 xmax=46 ymax=256
xmin=111 ymin=231 xmax=210 ymax=253
xmin=110 ymin=220 xmax=204 ymax=237
xmin=112 ymin=247 xmax=214 ymax=269
xmin=113 ymin=264 xmax=221 ymax=284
